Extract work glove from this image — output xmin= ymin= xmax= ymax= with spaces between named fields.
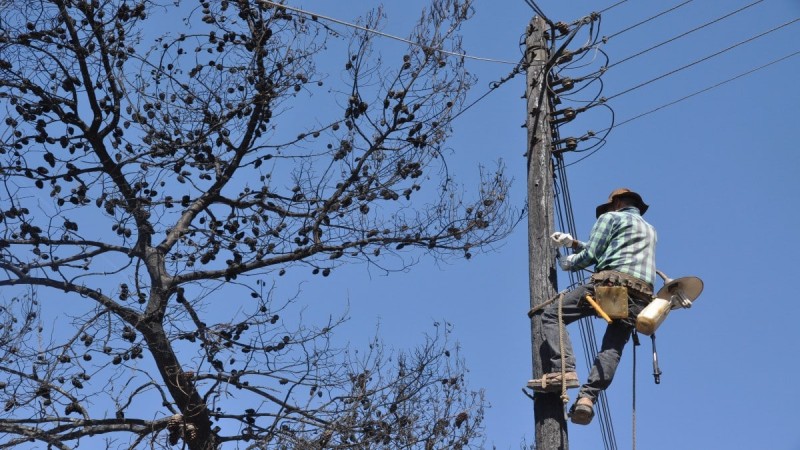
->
xmin=550 ymin=232 xmax=575 ymax=247
xmin=558 ymin=254 xmax=575 ymax=271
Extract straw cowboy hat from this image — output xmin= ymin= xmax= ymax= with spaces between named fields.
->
xmin=595 ymin=188 xmax=649 ymax=218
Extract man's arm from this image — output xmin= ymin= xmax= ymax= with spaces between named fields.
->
xmin=562 ymin=214 xmax=616 ymax=271
xmin=569 ymin=240 xmax=585 ymax=251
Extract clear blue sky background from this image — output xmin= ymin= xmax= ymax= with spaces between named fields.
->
xmin=3 ymin=1 xmax=799 ymax=449
xmin=286 ymin=1 xmax=800 ymax=449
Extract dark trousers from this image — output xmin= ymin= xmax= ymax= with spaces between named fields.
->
xmin=540 ymin=283 xmax=650 ymax=401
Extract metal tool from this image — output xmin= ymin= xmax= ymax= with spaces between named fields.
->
xmin=651 ymin=334 xmax=662 ymax=384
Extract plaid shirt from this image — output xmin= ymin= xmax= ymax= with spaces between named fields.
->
xmin=569 ymin=206 xmax=657 ymax=286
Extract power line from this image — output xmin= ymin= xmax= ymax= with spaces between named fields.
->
xmin=257 ymin=0 xmax=519 ymax=65
xmin=604 ymin=0 xmax=693 ymax=41
xmin=605 ymin=16 xmax=800 ymax=102
xmin=606 ymin=49 xmax=800 ymax=131
xmin=607 ymin=0 xmax=765 ymax=70
xmin=547 ymin=7 xmax=798 ymax=449
xmin=522 ymin=0 xmax=551 ymax=23
xmin=553 ymin=158 xmax=618 ymax=450
xmin=564 ymin=0 xmax=763 ymax=91
xmin=552 ymin=123 xmax=617 ymax=450
xmin=258 ymin=0 xmax=530 ymax=152
xmin=545 ymin=23 xmax=619 ymax=448
xmin=563 ymin=141 xmax=607 ymax=168
xmin=448 ymin=60 xmax=525 ymax=123
xmin=599 ymin=0 xmax=629 ymax=14
xmin=553 ymin=3 xmax=793 ymax=161
xmin=561 ymin=45 xmax=800 ymax=158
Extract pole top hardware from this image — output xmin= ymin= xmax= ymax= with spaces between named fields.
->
xmin=554 ymin=22 xmax=570 ymax=36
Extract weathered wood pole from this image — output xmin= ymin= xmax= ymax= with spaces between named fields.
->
xmin=525 ymin=16 xmax=568 ymax=450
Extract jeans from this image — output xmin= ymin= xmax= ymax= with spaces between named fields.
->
xmin=540 ymin=283 xmax=651 ymax=401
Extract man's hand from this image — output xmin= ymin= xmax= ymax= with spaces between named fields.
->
xmin=550 ymin=232 xmax=575 ymax=247
xmin=558 ymin=254 xmax=575 ymax=271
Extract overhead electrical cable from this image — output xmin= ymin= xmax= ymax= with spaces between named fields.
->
xmin=570 ymin=0 xmax=764 ymax=84
xmin=447 ymin=60 xmax=525 ymax=123
xmin=603 ymin=49 xmax=800 ymax=131
xmin=552 ymin=157 xmax=617 ymax=450
xmin=546 ymin=6 xmax=798 ymax=450
xmin=604 ymin=16 xmax=800 ymax=102
xmin=563 ymin=142 xmax=607 ymax=168
xmin=541 ymin=46 xmax=619 ymax=447
xmin=523 ymin=0 xmax=556 ymax=27
xmin=257 ymin=0 xmax=519 ymax=64
xmin=604 ymin=0 xmax=693 ymax=41
xmin=548 ymin=15 xmax=596 ymax=71
xmin=552 ymin=94 xmax=617 ymax=449
xmin=554 ymin=15 xmax=605 ymax=72
xmin=549 ymin=28 xmax=618 ymax=443
xmin=599 ymin=0 xmax=629 ymax=14
xmin=607 ymin=0 xmax=765 ymax=70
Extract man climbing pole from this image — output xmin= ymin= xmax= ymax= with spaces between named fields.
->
xmin=528 ymin=188 xmax=657 ymax=425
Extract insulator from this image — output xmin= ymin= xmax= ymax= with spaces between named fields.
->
xmin=556 ymin=51 xmax=573 ymax=65
xmin=551 ymin=78 xmax=574 ymax=94
xmin=552 ymin=107 xmax=576 ymax=119
xmin=553 ymin=137 xmax=578 ymax=152
xmin=549 ymin=76 xmax=570 ymax=88
xmin=554 ymin=22 xmax=570 ymax=36
xmin=550 ymin=108 xmax=576 ymax=125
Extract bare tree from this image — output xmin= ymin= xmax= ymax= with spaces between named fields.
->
xmin=0 ymin=0 xmax=515 ymax=448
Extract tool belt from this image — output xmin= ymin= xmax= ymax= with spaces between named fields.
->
xmin=591 ymin=270 xmax=653 ymax=296
xmin=590 ymin=270 xmax=654 ymax=320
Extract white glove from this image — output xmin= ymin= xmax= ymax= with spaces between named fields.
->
xmin=558 ymin=254 xmax=575 ymax=271
xmin=550 ymin=232 xmax=575 ymax=247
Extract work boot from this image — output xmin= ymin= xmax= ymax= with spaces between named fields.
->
xmin=526 ymin=371 xmax=579 ymax=392
xmin=569 ymin=397 xmax=594 ymax=425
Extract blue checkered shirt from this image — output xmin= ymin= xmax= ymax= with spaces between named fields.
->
xmin=569 ymin=206 xmax=657 ymax=286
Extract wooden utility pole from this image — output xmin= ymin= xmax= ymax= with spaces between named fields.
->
xmin=525 ymin=16 xmax=568 ymax=449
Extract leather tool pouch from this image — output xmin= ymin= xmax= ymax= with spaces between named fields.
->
xmin=594 ymin=285 xmax=629 ymax=319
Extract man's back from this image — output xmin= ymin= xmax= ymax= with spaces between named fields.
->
xmin=570 ymin=206 xmax=656 ymax=286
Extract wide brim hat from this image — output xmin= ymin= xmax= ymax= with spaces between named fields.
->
xmin=595 ymin=188 xmax=649 ymax=218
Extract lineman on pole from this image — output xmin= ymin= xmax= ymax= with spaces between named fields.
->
xmin=528 ymin=188 xmax=657 ymax=425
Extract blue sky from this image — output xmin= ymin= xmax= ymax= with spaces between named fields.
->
xmin=2 ymin=1 xmax=799 ymax=449
xmin=291 ymin=1 xmax=800 ymax=449
xmin=8 ymin=0 xmax=786 ymax=448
